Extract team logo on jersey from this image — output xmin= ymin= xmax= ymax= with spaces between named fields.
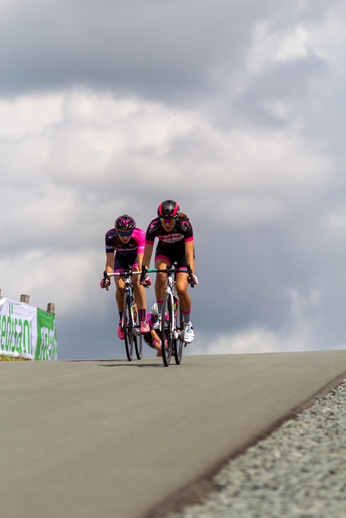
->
xmin=149 ymin=219 xmax=161 ymax=231
xmin=180 ymin=221 xmax=190 ymax=229
xmin=158 ymin=233 xmax=184 ymax=243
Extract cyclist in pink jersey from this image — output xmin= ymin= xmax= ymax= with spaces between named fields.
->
xmin=101 ymin=214 xmax=150 ymax=339
xmin=142 ymin=200 xmax=198 ymax=343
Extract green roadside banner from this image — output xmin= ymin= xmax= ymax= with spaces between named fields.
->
xmin=36 ymin=308 xmax=58 ymax=360
xmin=0 ymin=298 xmax=57 ymax=360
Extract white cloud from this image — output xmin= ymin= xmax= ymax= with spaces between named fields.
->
xmin=189 ymin=287 xmax=331 ymax=356
xmin=0 ymin=94 xmax=63 ymax=137
xmin=327 ymin=212 xmax=346 ymax=231
xmin=306 ymin=9 xmax=346 ymax=70
xmin=0 ymin=248 xmax=101 ymax=317
xmin=1 ymin=89 xmax=332 ymax=234
xmin=246 ymin=22 xmax=309 ymax=75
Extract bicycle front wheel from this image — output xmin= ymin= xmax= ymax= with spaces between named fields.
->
xmin=134 ymin=334 xmax=142 ymax=360
xmin=133 ymin=302 xmax=143 ymax=360
xmin=161 ymin=292 xmax=173 ymax=367
xmin=174 ymin=305 xmax=184 ymax=365
xmin=123 ymin=292 xmax=133 ymax=361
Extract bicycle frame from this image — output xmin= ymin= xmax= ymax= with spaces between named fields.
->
xmin=143 ymin=263 xmax=187 ymax=366
xmin=108 ymin=270 xmax=141 ymax=336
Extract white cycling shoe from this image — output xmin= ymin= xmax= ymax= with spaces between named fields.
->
xmin=183 ymin=323 xmax=194 ymax=343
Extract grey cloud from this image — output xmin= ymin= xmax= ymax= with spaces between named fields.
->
xmin=0 ymin=0 xmax=334 ymax=102
xmin=192 ymin=201 xmax=345 ymax=349
xmin=232 ymin=56 xmax=329 ymax=128
xmin=1 ymin=0 xmax=345 ymax=360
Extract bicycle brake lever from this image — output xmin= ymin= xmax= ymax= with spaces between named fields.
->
xmin=140 ymin=264 xmax=148 ymax=283
xmin=103 ymin=270 xmax=110 ymax=291
xmin=187 ymin=263 xmax=194 ymax=288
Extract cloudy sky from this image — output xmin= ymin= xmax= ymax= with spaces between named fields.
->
xmin=1 ymin=0 xmax=345 ymax=360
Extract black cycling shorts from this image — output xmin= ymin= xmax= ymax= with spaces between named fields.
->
xmin=143 ymin=332 xmax=155 ymax=348
xmin=155 ymin=244 xmax=193 ymax=272
xmin=113 ymin=253 xmax=138 ymax=273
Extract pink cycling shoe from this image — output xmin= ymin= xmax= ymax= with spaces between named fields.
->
xmin=140 ymin=319 xmax=150 ymax=333
xmin=118 ymin=321 xmax=125 ymax=340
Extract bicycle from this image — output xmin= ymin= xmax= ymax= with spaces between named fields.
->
xmin=141 ymin=263 xmax=194 ymax=367
xmin=104 ymin=270 xmax=143 ymax=361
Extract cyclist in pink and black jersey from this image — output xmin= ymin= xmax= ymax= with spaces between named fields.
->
xmin=101 ymin=214 xmax=150 ymax=339
xmin=142 ymin=200 xmax=198 ymax=343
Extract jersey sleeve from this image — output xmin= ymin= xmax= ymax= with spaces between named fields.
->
xmin=133 ymin=228 xmax=146 ymax=254
xmin=145 ymin=219 xmax=158 ymax=246
xmin=105 ymin=229 xmax=116 ymax=253
xmin=182 ymin=221 xmax=194 ymax=242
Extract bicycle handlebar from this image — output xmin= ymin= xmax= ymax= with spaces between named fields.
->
xmin=107 ymin=271 xmax=142 ymax=278
xmin=140 ymin=263 xmax=195 ymax=287
xmin=103 ymin=269 xmax=150 ymax=290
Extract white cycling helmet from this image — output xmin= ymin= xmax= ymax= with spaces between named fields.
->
xmin=151 ymin=303 xmax=158 ymax=316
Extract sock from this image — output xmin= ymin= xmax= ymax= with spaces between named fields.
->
xmin=183 ymin=309 xmax=191 ymax=325
xmin=139 ymin=309 xmax=147 ymax=321
xmin=157 ymin=300 xmax=163 ymax=317
xmin=119 ymin=311 xmax=123 ymax=322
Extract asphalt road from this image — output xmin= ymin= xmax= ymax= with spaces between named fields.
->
xmin=1 ymin=351 xmax=346 ymax=518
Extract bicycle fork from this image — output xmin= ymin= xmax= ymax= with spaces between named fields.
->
xmin=126 ymin=285 xmax=140 ymax=336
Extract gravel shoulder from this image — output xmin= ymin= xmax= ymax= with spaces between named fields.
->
xmin=164 ymin=377 xmax=346 ymax=518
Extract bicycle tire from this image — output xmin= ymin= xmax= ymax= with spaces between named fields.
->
xmin=133 ymin=303 xmax=143 ymax=360
xmin=174 ymin=305 xmax=184 ymax=365
xmin=134 ymin=334 xmax=142 ymax=360
xmin=123 ymin=292 xmax=133 ymax=361
xmin=161 ymin=292 xmax=173 ymax=367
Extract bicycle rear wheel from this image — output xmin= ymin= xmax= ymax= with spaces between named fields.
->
xmin=123 ymin=292 xmax=133 ymax=361
xmin=174 ymin=305 xmax=184 ymax=365
xmin=161 ymin=292 xmax=173 ymax=367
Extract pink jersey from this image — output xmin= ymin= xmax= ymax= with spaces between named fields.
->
xmin=105 ymin=227 xmax=145 ymax=256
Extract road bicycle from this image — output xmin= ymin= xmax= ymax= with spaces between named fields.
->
xmin=104 ymin=270 xmax=143 ymax=361
xmin=141 ymin=263 xmax=194 ymax=367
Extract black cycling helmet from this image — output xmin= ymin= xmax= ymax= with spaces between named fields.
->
xmin=157 ymin=200 xmax=180 ymax=218
xmin=114 ymin=214 xmax=136 ymax=230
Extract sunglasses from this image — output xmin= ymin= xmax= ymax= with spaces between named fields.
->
xmin=160 ymin=218 xmax=176 ymax=225
xmin=118 ymin=230 xmax=133 ymax=237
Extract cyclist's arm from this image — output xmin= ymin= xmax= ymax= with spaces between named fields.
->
xmin=136 ymin=252 xmax=144 ymax=272
xmin=142 ymin=243 xmax=154 ymax=268
xmin=105 ymin=252 xmax=114 ymax=275
xmin=185 ymin=240 xmax=195 ymax=275
xmin=134 ymin=229 xmax=145 ymax=271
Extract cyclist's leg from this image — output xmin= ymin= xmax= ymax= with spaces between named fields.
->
xmin=154 ymin=247 xmax=171 ymax=321
xmin=175 ymin=253 xmax=194 ymax=343
xmin=172 ymin=248 xmax=190 ymax=311
xmin=113 ymin=254 xmax=127 ymax=340
xmin=131 ymin=262 xmax=146 ymax=310
xmin=132 ymin=269 xmax=149 ymax=332
xmin=114 ymin=254 xmax=127 ymax=312
xmin=121 ymin=256 xmax=149 ymax=332
xmin=143 ymin=331 xmax=162 ymax=357
xmin=176 ymin=272 xmax=191 ymax=312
